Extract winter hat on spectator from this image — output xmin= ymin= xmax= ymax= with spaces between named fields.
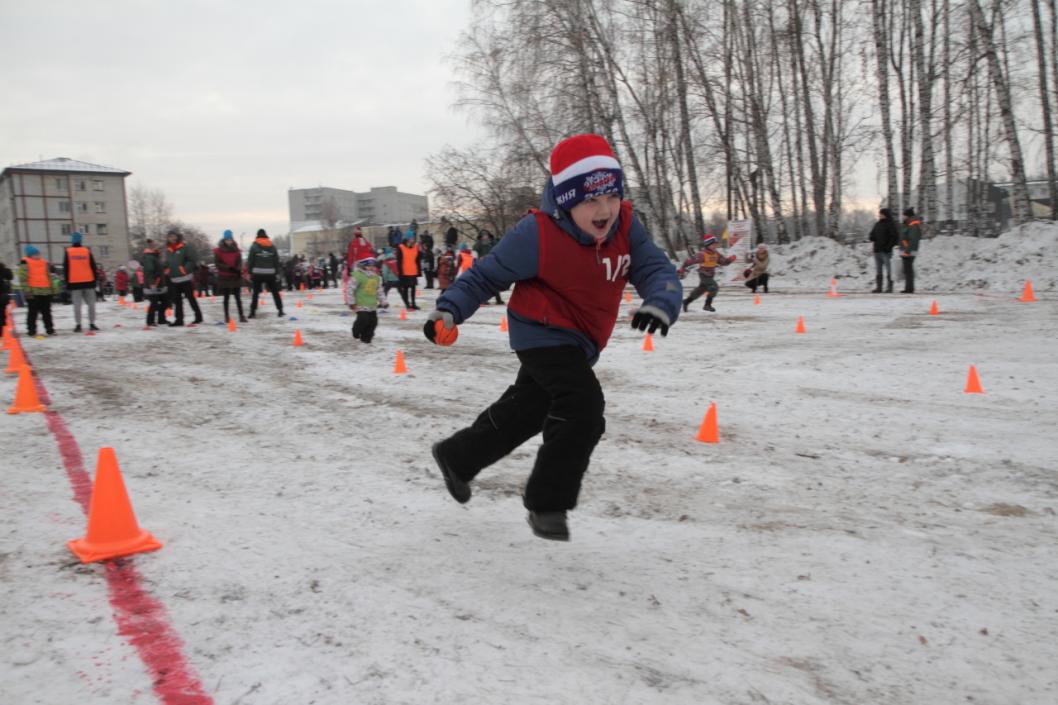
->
xmin=356 ymin=257 xmax=378 ymax=269
xmin=256 ymin=228 xmax=267 ymax=238
xmin=903 ymin=207 xmax=916 ymax=218
xmin=879 ymin=207 xmax=894 ymax=219
xmin=701 ymin=234 xmax=718 ymax=247
xmin=549 ymin=134 xmax=624 ymax=210
xmin=223 ymin=229 xmax=234 ymax=240
xmin=24 ymin=245 xmax=40 ymax=257
xmin=70 ymin=231 xmax=83 ymax=245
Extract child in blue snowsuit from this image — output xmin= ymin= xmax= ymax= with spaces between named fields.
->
xmin=423 ymin=134 xmax=682 ymax=541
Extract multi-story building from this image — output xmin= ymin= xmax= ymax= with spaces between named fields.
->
xmin=0 ymin=157 xmax=132 ymax=271
xmin=288 ymin=185 xmax=428 ymax=231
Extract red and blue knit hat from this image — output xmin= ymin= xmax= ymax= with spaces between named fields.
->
xmin=550 ymin=134 xmax=624 ymax=210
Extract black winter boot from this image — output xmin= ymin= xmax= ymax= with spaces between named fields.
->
xmin=873 ymin=275 xmax=882 ymax=293
xmin=703 ymin=295 xmax=716 ymax=312
xmin=432 ymin=442 xmax=471 ymax=504
xmin=886 ymin=278 xmax=894 ymax=293
xmin=527 ymin=511 xmax=570 ymax=541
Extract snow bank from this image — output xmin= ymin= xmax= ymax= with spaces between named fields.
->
xmin=766 ymin=221 xmax=1058 ymax=293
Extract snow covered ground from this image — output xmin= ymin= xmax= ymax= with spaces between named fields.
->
xmin=2 ymin=229 xmax=1057 ymax=705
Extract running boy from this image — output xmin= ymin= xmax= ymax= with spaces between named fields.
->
xmin=423 ymin=133 xmax=681 ymax=541
xmin=345 ymin=257 xmax=387 ymax=343
xmin=679 ymin=234 xmax=737 ymax=312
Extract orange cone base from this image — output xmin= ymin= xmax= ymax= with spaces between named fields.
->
xmin=7 ymin=402 xmax=47 ymax=414
xmin=67 ymin=530 xmax=162 ymax=564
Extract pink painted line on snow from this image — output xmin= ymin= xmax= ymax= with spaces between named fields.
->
xmin=21 ymin=350 xmax=214 ymax=705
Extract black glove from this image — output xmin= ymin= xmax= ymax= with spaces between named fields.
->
xmin=630 ymin=305 xmax=671 ymax=336
xmin=423 ymin=309 xmax=456 ymax=343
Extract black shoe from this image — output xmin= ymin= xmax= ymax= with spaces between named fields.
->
xmin=73 ymin=325 xmax=82 ymax=333
xmin=239 ymin=316 xmax=248 ymax=323
xmin=192 ymin=317 xmax=204 ymax=325
xmin=277 ymin=310 xmax=284 ymax=317
xmin=431 ymin=442 xmax=470 ymax=504
xmin=682 ymin=300 xmax=689 ymax=313
xmin=89 ymin=324 xmax=100 ymax=331
xmin=527 ymin=511 xmax=570 ymax=542
xmin=703 ymin=304 xmax=716 ymax=312
xmin=247 ymin=312 xmax=256 ymax=319
xmin=168 ymin=321 xmax=185 ymax=327
xmin=47 ymin=330 xmax=56 ymax=336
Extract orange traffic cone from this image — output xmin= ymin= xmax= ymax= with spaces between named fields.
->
xmin=393 ymin=350 xmax=408 ymax=374
xmin=964 ymin=365 xmax=984 ymax=394
xmin=307 ymin=293 xmax=313 ymax=300
xmin=296 ymin=301 xmax=303 ymax=309
xmin=7 ymin=366 xmax=46 ymax=414
xmin=624 ymin=291 xmax=632 ymax=303
xmin=499 ymin=316 xmax=508 ymax=332
xmin=292 ymin=329 xmax=304 ymax=347
xmin=827 ymin=278 xmax=841 ymax=297
xmin=754 ymin=295 xmax=761 ymax=305
xmin=67 ymin=448 xmax=162 ymax=563
xmin=118 ymin=296 xmax=126 ymax=305
xmin=299 ymin=283 xmax=306 ymax=291
xmin=399 ymin=308 xmax=408 ymax=320
xmin=228 ymin=318 xmax=237 ymax=332
xmin=795 ymin=316 xmax=806 ymax=334
xmin=165 ymin=308 xmax=173 ymax=318
xmin=1018 ymin=279 xmax=1037 ymax=302
xmin=4 ymin=340 xmax=28 ymax=374
xmin=695 ymin=402 xmax=719 ymax=443
xmin=929 ymin=300 xmax=940 ymax=315
xmin=642 ymin=333 xmax=654 ymax=351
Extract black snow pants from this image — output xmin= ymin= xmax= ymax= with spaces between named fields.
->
xmin=435 ymin=345 xmax=605 ymax=512
xmin=352 ymin=310 xmax=378 ymax=343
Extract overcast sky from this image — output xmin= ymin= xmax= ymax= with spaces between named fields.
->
xmin=0 ymin=0 xmax=483 ymax=244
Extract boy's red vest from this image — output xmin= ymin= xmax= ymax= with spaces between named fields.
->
xmin=508 ymin=201 xmax=634 ymax=351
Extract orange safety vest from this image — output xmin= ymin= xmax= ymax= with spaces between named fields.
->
xmin=66 ymin=246 xmax=94 ymax=284
xmin=399 ymin=243 xmax=419 ymax=276
xmin=26 ymin=258 xmax=51 ymax=288
xmin=458 ymin=251 xmax=474 ymax=272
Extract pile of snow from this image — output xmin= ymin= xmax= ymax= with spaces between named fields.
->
xmin=766 ymin=221 xmax=1058 ymax=293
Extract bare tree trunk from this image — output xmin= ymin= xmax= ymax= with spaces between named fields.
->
xmin=968 ymin=0 xmax=1032 ymax=225
xmin=942 ymin=0 xmax=954 ymax=232
xmin=872 ymin=0 xmax=900 ymax=209
xmin=1031 ymin=0 xmax=1058 ymax=219
xmin=791 ymin=0 xmax=826 ymax=237
xmin=666 ymin=0 xmax=705 ymax=235
xmin=911 ymin=0 xmax=938 ymax=235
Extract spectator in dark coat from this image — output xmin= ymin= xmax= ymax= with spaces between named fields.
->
xmin=868 ymin=208 xmax=900 ymax=293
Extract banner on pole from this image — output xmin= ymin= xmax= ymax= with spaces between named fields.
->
xmin=723 ymin=220 xmax=753 ymax=283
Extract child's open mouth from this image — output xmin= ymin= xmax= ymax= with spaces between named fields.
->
xmin=592 ymin=219 xmax=609 ymax=231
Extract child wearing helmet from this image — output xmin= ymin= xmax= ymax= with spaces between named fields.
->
xmin=678 ymin=234 xmax=737 ymax=312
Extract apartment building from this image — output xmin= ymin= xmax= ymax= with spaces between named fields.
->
xmin=288 ymin=185 xmax=428 ymax=231
xmin=0 ymin=157 xmax=132 ymax=271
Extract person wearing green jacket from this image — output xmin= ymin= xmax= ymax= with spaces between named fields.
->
xmin=142 ymin=240 xmax=170 ymax=328
xmin=246 ymin=228 xmax=284 ymax=318
xmin=164 ymin=231 xmax=203 ymax=326
xmin=17 ymin=245 xmax=57 ymax=337
xmin=344 ymin=256 xmax=388 ymax=343
xmin=900 ymin=208 xmax=922 ymax=294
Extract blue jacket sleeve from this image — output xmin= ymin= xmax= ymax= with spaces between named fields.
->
xmin=627 ymin=216 xmax=682 ymax=325
xmin=435 ymin=215 xmax=539 ymax=324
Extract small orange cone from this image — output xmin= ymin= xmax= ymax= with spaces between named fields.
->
xmin=228 ymin=318 xmax=237 ymax=332
xmin=1018 ymin=280 xmax=1037 ymax=302
xmin=827 ymin=278 xmax=841 ymax=297
xmin=393 ymin=350 xmax=408 ymax=374
xmin=642 ymin=333 xmax=654 ymax=351
xmin=7 ymin=366 xmax=46 ymax=414
xmin=795 ymin=316 xmax=806 ymax=334
xmin=964 ymin=365 xmax=984 ymax=394
xmin=754 ymin=295 xmax=761 ymax=305
xmin=929 ymin=300 xmax=940 ymax=316
xmin=67 ymin=448 xmax=162 ymax=563
xmin=4 ymin=340 xmax=28 ymax=374
xmin=499 ymin=316 xmax=508 ymax=332
xmin=624 ymin=291 xmax=632 ymax=303
xmin=695 ymin=402 xmax=719 ymax=443
xmin=399 ymin=308 xmax=408 ymax=320
xmin=292 ymin=329 xmax=304 ymax=347
xmin=307 ymin=293 xmax=313 ymax=300
xmin=299 ymin=283 xmax=306 ymax=291
xmin=165 ymin=308 xmax=173 ymax=318
xmin=118 ymin=296 xmax=126 ymax=305
xmin=296 ymin=301 xmax=303 ymax=309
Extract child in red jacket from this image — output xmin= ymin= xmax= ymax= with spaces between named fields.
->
xmin=678 ymin=235 xmax=737 ymax=312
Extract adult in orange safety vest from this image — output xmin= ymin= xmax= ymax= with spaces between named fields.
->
xmin=64 ymin=231 xmax=100 ymax=332
xmin=396 ymin=232 xmax=421 ymax=310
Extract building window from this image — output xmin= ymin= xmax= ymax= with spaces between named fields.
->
xmin=55 ymin=178 xmax=67 ymax=191
xmin=59 ymin=201 xmax=71 ymax=213
xmin=61 ymin=224 xmax=72 ymax=235
xmin=96 ymin=223 xmax=108 ymax=235
xmin=94 ymin=202 xmax=106 ymax=214
xmin=75 ymin=180 xmax=87 ymax=191
xmin=76 ymin=202 xmax=88 ymax=213
xmin=92 ymin=179 xmax=104 ymax=191
xmin=99 ymin=245 xmax=110 ymax=256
